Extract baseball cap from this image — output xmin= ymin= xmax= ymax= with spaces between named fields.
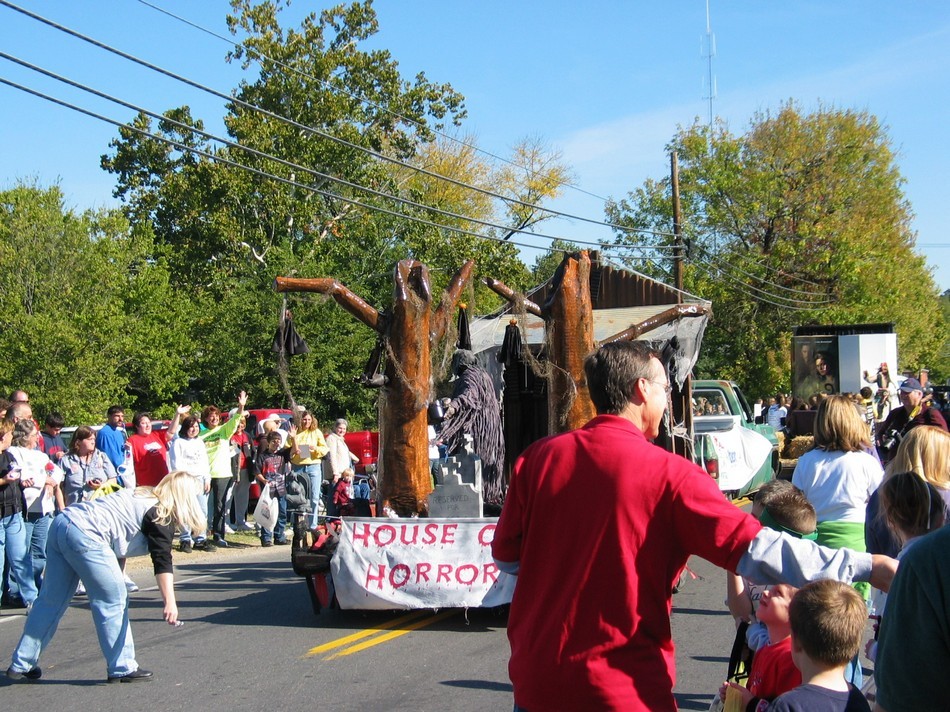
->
xmin=900 ymin=377 xmax=923 ymax=393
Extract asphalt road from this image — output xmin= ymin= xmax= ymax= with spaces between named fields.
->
xmin=0 ymin=529 xmax=873 ymax=711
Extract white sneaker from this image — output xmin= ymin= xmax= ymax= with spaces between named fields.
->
xmin=225 ymin=524 xmax=236 ymax=534
xmin=236 ymin=522 xmax=255 ymax=532
xmin=75 ymin=581 xmax=86 ymax=597
xmin=124 ymin=575 xmax=139 ymax=593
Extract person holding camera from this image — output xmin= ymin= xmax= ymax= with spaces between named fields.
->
xmin=875 ymin=378 xmax=947 ymax=464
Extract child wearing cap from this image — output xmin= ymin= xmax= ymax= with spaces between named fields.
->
xmin=727 ymin=480 xmax=818 ymax=652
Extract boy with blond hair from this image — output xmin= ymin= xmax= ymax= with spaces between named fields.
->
xmin=769 ymin=579 xmax=870 ymax=711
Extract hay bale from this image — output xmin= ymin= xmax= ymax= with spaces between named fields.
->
xmin=784 ymin=436 xmax=814 ymax=460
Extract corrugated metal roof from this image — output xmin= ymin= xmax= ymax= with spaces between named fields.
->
xmin=470 ymin=305 xmax=695 ymax=353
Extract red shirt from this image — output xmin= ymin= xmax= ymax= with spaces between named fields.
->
xmin=492 ymin=415 xmax=763 ymax=711
xmin=748 ymin=636 xmax=801 ymax=702
xmin=128 ymin=432 xmax=170 ymax=487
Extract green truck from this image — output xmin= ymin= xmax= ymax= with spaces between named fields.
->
xmin=692 ymin=380 xmax=780 ymax=499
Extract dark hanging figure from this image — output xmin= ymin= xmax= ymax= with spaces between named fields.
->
xmin=439 ymin=349 xmax=506 ymax=511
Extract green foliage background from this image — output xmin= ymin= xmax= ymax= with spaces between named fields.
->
xmin=605 ymin=103 xmax=948 ymax=397
xmin=2 ymin=5 xmax=946 ymax=427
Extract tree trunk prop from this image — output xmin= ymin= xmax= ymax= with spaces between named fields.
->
xmin=275 ymin=259 xmax=474 ymax=516
xmin=485 ymin=250 xmax=596 ymax=433
xmin=485 ymin=252 xmax=710 ymax=436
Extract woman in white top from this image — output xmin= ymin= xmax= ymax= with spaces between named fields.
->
xmin=324 ymin=418 xmax=358 ymax=483
xmin=793 ymin=395 xmax=884 ymax=600
xmin=169 ymin=415 xmax=211 ymax=552
xmin=7 ymin=470 xmax=206 ymax=683
xmin=7 ymin=420 xmax=64 ymax=589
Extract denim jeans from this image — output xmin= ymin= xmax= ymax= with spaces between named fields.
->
xmin=294 ymin=464 xmax=322 ymax=528
xmin=260 ymin=493 xmax=287 ymax=544
xmin=0 ymin=512 xmax=38 ymax=606
xmin=25 ymin=512 xmax=53 ymax=590
xmin=180 ymin=488 xmax=210 ymax=544
xmin=11 ymin=515 xmax=138 ymax=677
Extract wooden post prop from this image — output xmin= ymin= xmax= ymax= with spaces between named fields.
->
xmin=485 ymin=251 xmax=710 ymax=436
xmin=485 ymin=250 xmax=596 ymax=433
xmin=275 ymin=259 xmax=474 ymax=516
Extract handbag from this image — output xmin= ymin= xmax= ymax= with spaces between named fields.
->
xmin=254 ymin=481 xmax=279 ymax=531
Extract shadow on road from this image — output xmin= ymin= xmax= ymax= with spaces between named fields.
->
xmin=440 ymin=678 xmax=512 ymax=692
xmin=674 ymin=691 xmax=716 ymax=711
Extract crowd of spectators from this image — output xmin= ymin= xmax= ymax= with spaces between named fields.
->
xmin=0 ymin=389 xmax=366 ymax=614
xmin=722 ymin=379 xmax=950 ymax=709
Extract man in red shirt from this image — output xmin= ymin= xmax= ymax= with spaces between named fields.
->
xmin=492 ymin=341 xmax=896 ymax=712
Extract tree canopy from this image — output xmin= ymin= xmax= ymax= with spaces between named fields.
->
xmin=606 ymin=102 xmax=946 ymax=395
xmin=93 ymin=0 xmax=569 ymax=425
xmin=0 ymin=183 xmax=191 ymax=422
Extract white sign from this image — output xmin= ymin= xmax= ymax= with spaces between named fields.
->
xmin=330 ymin=518 xmax=517 ymax=610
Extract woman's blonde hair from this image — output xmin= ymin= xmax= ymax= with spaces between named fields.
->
xmin=135 ymin=470 xmax=207 ymax=533
xmin=813 ymin=395 xmax=870 ymax=453
xmin=885 ymin=426 xmax=950 ymax=488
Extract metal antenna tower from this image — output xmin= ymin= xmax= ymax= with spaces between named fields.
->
xmin=701 ymin=0 xmax=717 ymax=127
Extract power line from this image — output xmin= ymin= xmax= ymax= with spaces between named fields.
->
xmin=687 ymin=258 xmax=830 ymax=311
xmin=135 ymin=0 xmax=612 ymax=205
xmin=689 ymin=242 xmax=834 ymax=303
xmin=1 ymin=51 xmax=679 ymax=254
xmin=0 ymin=75 xmax=676 ymax=262
xmin=0 ymin=0 xmax=680 ymax=244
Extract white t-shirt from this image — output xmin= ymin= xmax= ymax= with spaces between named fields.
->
xmin=792 ymin=448 xmax=884 ymax=523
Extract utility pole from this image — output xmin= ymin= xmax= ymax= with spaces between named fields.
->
xmin=671 ymin=151 xmax=684 ymax=296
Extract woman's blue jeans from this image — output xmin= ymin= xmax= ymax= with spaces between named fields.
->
xmin=25 ymin=512 xmax=53 ymax=590
xmin=11 ymin=515 xmax=138 ymax=677
xmin=180 ymin=489 xmax=210 ymax=544
xmin=294 ymin=463 xmax=322 ymax=527
xmin=0 ymin=511 xmax=37 ymax=606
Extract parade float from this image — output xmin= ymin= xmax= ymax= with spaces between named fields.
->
xmin=275 ymin=250 xmax=711 ymax=613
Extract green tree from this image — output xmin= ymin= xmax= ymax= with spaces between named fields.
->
xmin=100 ymin=1 xmax=570 ymax=418
xmin=606 ymin=103 xmax=946 ymax=396
xmin=530 ymin=239 xmax=583 ymax=284
xmin=0 ymin=183 xmax=191 ymax=422
xmin=932 ymin=289 xmax=950 ymax=384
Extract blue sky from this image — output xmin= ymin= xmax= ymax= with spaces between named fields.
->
xmin=1 ymin=1 xmax=947 ymax=291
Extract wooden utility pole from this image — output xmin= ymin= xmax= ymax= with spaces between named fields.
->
xmin=671 ymin=151 xmax=684 ymax=296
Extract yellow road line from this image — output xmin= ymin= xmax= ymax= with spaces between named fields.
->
xmin=323 ymin=609 xmax=458 ymax=660
xmin=305 ymin=610 xmax=432 ymax=657
xmin=734 ymin=496 xmax=752 ymax=508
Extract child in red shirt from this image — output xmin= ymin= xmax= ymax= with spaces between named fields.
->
xmin=332 ymin=468 xmax=355 ymax=517
xmin=721 ymin=583 xmax=802 ymax=711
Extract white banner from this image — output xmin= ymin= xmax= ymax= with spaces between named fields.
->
xmin=708 ymin=420 xmax=773 ymax=492
xmin=330 ymin=518 xmax=517 ymax=610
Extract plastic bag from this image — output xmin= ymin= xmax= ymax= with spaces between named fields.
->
xmin=254 ymin=482 xmax=279 ymax=531
xmin=86 ymin=481 xmax=122 ymax=501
